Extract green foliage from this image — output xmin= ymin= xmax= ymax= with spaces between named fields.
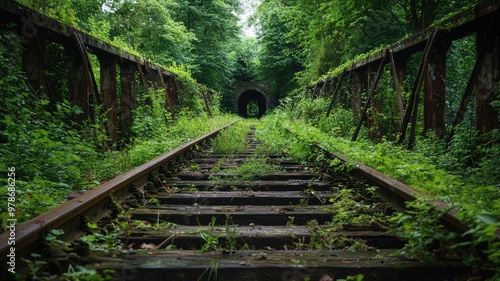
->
xmin=327 ymin=189 xmax=380 ymax=226
xmin=453 ymin=213 xmax=500 ymax=275
xmin=0 ymin=30 xmax=98 ymax=227
xmin=17 ymin=0 xmax=77 ymax=26
xmin=255 ymin=111 xmax=500 ymax=270
xmin=72 ymin=0 xmax=244 ymax=110
xmin=171 ymin=0 xmax=242 ymax=98
xmin=0 ymin=25 xmax=235 ymax=229
xmin=232 ymin=37 xmax=260 ymax=82
xmin=62 ymin=265 xmax=114 ymax=281
xmin=225 ymin=157 xmax=281 ymax=181
xmin=390 ymin=198 xmax=457 ymax=262
xmin=211 ymin=121 xmax=250 ymax=155
xmin=303 ymin=219 xmax=371 ymax=251
xmin=79 ymin=222 xmax=123 ymax=255
xmin=280 ymin=96 xmax=357 ymax=138
xmin=253 ymin=0 xmax=481 ymax=88
xmin=195 ymin=215 xmax=238 ymax=253
xmin=253 ymin=0 xmax=304 ymax=101
xmin=75 ymin=0 xmax=195 ymax=65
xmin=20 ymin=253 xmax=56 ymax=281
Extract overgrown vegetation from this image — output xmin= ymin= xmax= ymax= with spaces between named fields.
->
xmin=255 ymin=110 xmax=500 ymax=277
xmin=0 ymin=26 xmax=237 ymax=229
xmin=253 ymin=0 xmax=482 ymax=88
xmin=1 ymin=0 xmax=499 ymax=279
xmin=210 ymin=121 xmax=251 ymax=156
xmin=16 ymin=0 xmax=245 ymax=111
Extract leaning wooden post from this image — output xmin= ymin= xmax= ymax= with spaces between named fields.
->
xmin=159 ymin=72 xmax=175 ymax=117
xmin=319 ymin=76 xmax=329 ymax=98
xmin=399 ymin=30 xmax=440 ymax=149
xmin=423 ymin=32 xmax=451 ymax=139
xmin=326 ymin=70 xmax=345 ymax=117
xmin=389 ymin=50 xmax=408 ymax=123
xmin=137 ymin=61 xmax=152 ymax=106
xmin=352 ymin=50 xmax=389 ymax=141
xmin=351 ymin=69 xmax=365 ymax=119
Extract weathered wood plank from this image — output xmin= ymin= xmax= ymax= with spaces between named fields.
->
xmin=165 ymin=180 xmax=335 ymax=191
xmin=173 ymin=171 xmax=323 ymax=181
xmin=120 ymin=225 xmax=402 ymax=250
xmin=91 ymin=250 xmax=467 ymax=281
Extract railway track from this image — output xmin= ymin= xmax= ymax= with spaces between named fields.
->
xmin=1 ymin=123 xmax=475 ymax=280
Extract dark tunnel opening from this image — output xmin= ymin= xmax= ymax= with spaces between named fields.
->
xmin=237 ymin=90 xmax=267 ymax=118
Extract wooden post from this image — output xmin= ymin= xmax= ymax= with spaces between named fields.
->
xmin=475 ymin=17 xmax=500 ymax=136
xmin=137 ymin=62 xmax=152 ymax=106
xmin=159 ymin=73 xmax=175 ymax=117
xmin=21 ymin=28 xmax=59 ymax=103
xmin=173 ymin=77 xmax=185 ymax=107
xmin=319 ymin=76 xmax=329 ymax=98
xmin=389 ymin=50 xmax=408 ymax=122
xmin=311 ymin=83 xmax=319 ymax=101
xmin=446 ymin=16 xmax=498 ymax=145
xmin=120 ymin=60 xmax=136 ymax=142
xmin=201 ymin=89 xmax=212 ymax=118
xmin=99 ymin=55 xmax=118 ymax=143
xmin=65 ymin=40 xmax=92 ymax=125
xmin=424 ymin=34 xmax=451 ymax=139
xmin=399 ymin=30 xmax=440 ymax=149
xmin=351 ymin=69 xmax=365 ymax=118
xmin=326 ymin=71 xmax=345 ymax=117
xmin=352 ymin=52 xmax=388 ymax=141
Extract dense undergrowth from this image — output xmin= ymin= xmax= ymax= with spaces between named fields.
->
xmin=254 ymin=107 xmax=500 ymax=278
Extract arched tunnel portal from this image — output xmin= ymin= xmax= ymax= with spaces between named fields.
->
xmin=237 ymin=90 xmax=267 ymax=118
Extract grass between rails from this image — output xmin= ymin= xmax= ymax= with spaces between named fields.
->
xmin=255 ymin=111 xmax=500 ymax=278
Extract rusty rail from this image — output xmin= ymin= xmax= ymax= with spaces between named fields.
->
xmin=0 ymin=122 xmax=234 ymax=263
xmin=318 ymin=147 xmax=468 ymax=233
xmin=285 ymin=128 xmax=468 ymax=233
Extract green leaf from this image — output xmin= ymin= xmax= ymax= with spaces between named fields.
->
xmin=87 ymin=222 xmax=99 ymax=230
xmin=477 ymin=214 xmax=500 ymax=225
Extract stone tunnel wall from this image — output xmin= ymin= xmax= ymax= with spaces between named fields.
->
xmin=234 ymin=81 xmax=270 ymax=118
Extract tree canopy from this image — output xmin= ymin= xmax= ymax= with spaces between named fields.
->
xmin=14 ymin=0 xmax=485 ymax=109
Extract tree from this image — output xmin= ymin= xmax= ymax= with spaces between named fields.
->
xmin=171 ymin=0 xmax=242 ymax=99
xmin=104 ymin=0 xmax=195 ymax=66
xmin=232 ymin=36 xmax=259 ymax=82
xmin=254 ymin=0 xmax=304 ymax=102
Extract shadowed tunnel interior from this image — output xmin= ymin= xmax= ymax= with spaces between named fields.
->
xmin=237 ymin=90 xmax=267 ymax=118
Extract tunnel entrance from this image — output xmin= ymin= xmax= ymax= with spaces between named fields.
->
xmin=237 ymin=90 xmax=267 ymax=118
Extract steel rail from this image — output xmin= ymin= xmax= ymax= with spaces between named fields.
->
xmin=0 ymin=122 xmax=234 ymax=262
xmin=316 ymin=145 xmax=468 ymax=233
